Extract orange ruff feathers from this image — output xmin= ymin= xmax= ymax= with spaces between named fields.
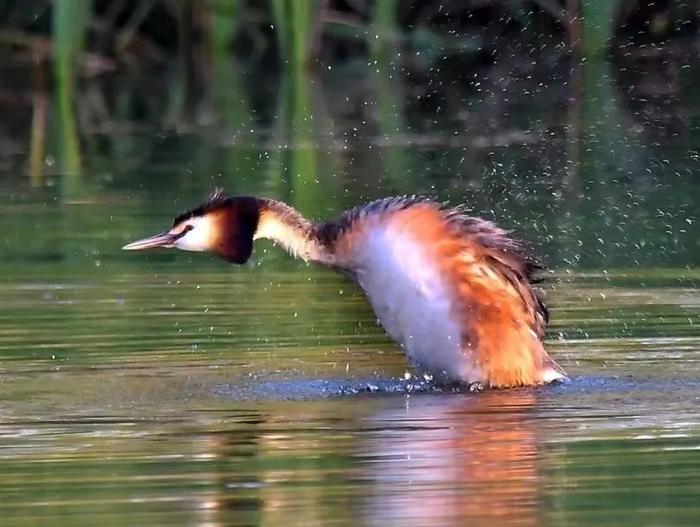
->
xmin=370 ymin=203 xmax=563 ymax=388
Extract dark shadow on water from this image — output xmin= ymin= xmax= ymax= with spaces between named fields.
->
xmin=214 ymin=376 xmax=444 ymax=400
xmin=211 ymin=374 xmax=700 ymax=401
xmin=546 ymin=374 xmax=700 ymax=396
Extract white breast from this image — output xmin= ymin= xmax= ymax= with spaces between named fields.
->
xmin=352 ymin=222 xmax=482 ymax=384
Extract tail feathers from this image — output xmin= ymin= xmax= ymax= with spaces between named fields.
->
xmin=540 ymin=355 xmax=568 ymax=384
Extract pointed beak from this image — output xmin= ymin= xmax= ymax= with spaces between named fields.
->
xmin=122 ymin=231 xmax=177 ymax=251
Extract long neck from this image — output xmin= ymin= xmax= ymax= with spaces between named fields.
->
xmin=253 ymin=198 xmax=329 ymax=263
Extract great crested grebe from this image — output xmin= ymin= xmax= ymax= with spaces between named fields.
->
xmin=123 ymin=190 xmax=567 ymax=388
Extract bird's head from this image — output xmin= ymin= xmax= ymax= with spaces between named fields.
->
xmin=122 ymin=191 xmax=260 ymax=264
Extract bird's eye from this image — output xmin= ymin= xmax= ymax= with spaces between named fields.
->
xmin=173 ymin=224 xmax=194 ymax=240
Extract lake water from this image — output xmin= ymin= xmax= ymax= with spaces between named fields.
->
xmin=0 ymin=49 xmax=699 ymax=526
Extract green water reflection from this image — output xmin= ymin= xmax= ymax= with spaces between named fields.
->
xmin=1 ymin=50 xmax=699 ymax=526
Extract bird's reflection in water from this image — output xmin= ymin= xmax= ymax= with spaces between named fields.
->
xmin=361 ymin=391 xmax=542 ymax=527
xmin=188 ymin=390 xmax=545 ymax=527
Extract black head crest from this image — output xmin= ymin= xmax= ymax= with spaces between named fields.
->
xmin=173 ymin=189 xmax=231 ymax=226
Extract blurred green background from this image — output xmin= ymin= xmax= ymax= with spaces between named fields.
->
xmin=1 ymin=0 xmax=699 ymax=181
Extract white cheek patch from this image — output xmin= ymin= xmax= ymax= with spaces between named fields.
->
xmin=174 ymin=216 xmax=213 ymax=252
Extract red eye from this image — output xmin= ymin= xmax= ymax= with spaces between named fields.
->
xmin=173 ymin=224 xmax=194 ymax=240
